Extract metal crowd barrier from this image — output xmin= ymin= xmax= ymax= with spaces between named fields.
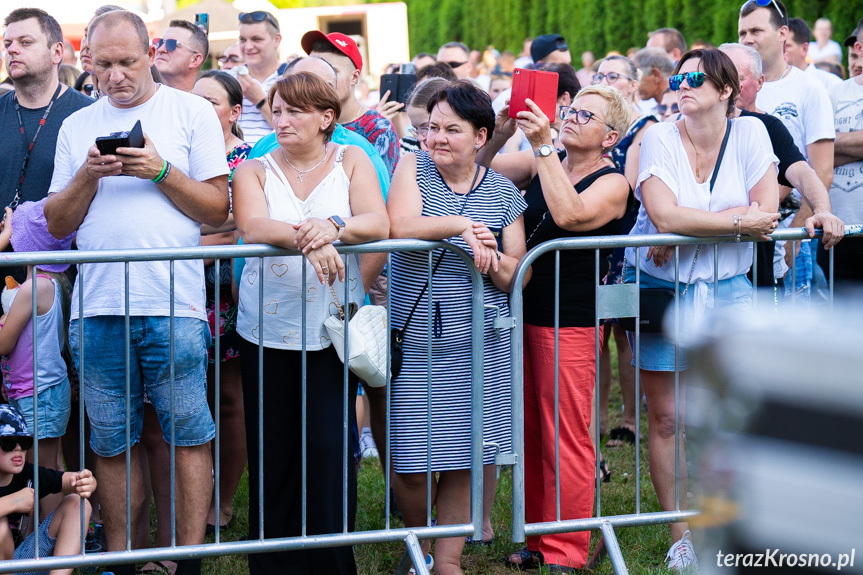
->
xmin=0 ymin=240 xmax=486 ymax=575
xmin=508 ymin=225 xmax=862 ymax=575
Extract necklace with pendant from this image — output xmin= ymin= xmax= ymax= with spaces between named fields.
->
xmin=682 ymin=119 xmax=723 ymax=181
xmin=281 ymin=145 xmax=328 ymax=182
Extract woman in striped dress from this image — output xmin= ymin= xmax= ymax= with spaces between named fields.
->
xmin=387 ymin=81 xmax=528 ymax=575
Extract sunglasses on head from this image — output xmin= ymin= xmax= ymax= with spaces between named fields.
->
xmin=0 ymin=436 xmax=33 ymax=453
xmin=153 ymin=38 xmax=199 ymax=54
xmin=740 ymin=0 xmax=785 ymax=19
xmin=592 ymin=72 xmax=634 ymax=84
xmin=669 ymin=71 xmax=705 ymax=91
xmin=238 ymin=11 xmax=280 ymax=32
xmin=657 ymin=103 xmax=680 ymax=115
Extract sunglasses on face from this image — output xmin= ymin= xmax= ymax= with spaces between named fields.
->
xmin=0 ymin=436 xmax=33 ymax=453
xmin=559 ymin=106 xmax=609 ymax=127
xmin=669 ymin=71 xmax=705 ymax=91
xmin=592 ymin=72 xmax=634 ymax=84
xmin=238 ymin=11 xmax=280 ymax=32
xmin=82 ymin=84 xmax=95 ymax=96
xmin=444 ymin=61 xmax=468 ymax=69
xmin=153 ymin=38 xmax=199 ymax=54
xmin=657 ymin=103 xmax=679 ymax=115
xmin=740 ymin=0 xmax=785 ymax=19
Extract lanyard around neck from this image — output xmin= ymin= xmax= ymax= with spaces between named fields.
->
xmin=10 ymin=83 xmax=63 ymax=209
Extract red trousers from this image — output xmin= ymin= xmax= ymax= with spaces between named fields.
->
xmin=523 ymin=323 xmax=602 ymax=568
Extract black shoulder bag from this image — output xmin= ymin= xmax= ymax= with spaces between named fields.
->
xmin=620 ymin=119 xmax=732 ymax=333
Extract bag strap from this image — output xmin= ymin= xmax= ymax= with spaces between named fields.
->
xmin=399 ymin=164 xmax=482 ymax=332
xmin=683 ymin=118 xmax=732 ymax=296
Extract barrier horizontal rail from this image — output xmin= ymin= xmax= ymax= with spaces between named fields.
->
xmin=507 ymin=225 xmax=861 ymax=573
xmin=0 ymin=239 xmax=485 ymax=575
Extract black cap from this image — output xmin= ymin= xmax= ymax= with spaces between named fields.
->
xmin=531 ymin=34 xmax=568 ymax=63
xmin=844 ymin=34 xmax=856 ymax=47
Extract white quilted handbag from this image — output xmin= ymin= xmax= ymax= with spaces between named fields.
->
xmin=324 ymin=284 xmax=389 ymax=388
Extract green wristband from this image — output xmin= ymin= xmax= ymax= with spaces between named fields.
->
xmin=152 ymin=159 xmax=168 ymax=183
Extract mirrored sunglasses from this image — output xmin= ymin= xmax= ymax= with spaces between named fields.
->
xmin=657 ymin=103 xmax=680 ymax=115
xmin=153 ymin=38 xmax=199 ymax=54
xmin=0 ymin=436 xmax=33 ymax=452
xmin=740 ymin=0 xmax=785 ymax=19
xmin=669 ymin=71 xmax=705 ymax=91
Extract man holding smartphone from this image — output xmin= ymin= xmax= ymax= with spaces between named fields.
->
xmin=44 ymin=11 xmax=229 ymax=575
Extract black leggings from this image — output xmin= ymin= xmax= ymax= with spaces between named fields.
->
xmin=240 ymin=339 xmax=358 ymax=575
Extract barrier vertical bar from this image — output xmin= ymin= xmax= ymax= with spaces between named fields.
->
xmin=594 ymin=249 xmax=601 ymax=518
xmin=31 ymin=268 xmax=40 ymax=557
xmin=469 ymin=244 xmax=484 ymax=543
xmin=829 ymin=247 xmax=834 ymax=309
xmin=257 ymin=257 xmax=264 ymax=540
xmin=554 ymin=250 xmax=561 ymax=522
xmin=301 ymin=257 xmax=308 ymax=537
xmin=791 ymin=239 xmax=797 ymax=308
xmin=214 ymin=258 xmax=221 ymax=543
xmin=426 ymin=250 xmax=433 ymax=529
xmin=752 ymin=242 xmax=758 ymax=310
xmin=169 ymin=260 xmax=176 ymax=547
xmin=634 ymin=247 xmax=641 ymax=515
xmin=510 ymin=253 xmax=526 ymax=542
xmin=343 ymin=256 xmax=350 ymax=534
xmin=125 ymin=261 xmax=132 ymax=551
xmin=78 ymin=265 xmax=86 ymax=555
xmin=673 ymin=246 xmax=680 ymax=512
xmin=385 ymin=251 xmax=392 ymax=530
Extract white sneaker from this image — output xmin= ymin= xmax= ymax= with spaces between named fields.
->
xmin=360 ymin=432 xmax=378 ymax=459
xmin=665 ymin=530 xmax=697 ymax=571
xmin=407 ymin=553 xmax=433 ymax=574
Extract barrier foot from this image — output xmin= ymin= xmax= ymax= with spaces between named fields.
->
xmin=599 ymin=521 xmax=629 ymax=575
xmin=394 ymin=532 xmax=429 ymax=575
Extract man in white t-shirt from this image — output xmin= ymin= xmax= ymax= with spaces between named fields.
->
xmin=739 ymin=0 xmax=836 ymax=287
xmin=826 ymin=16 xmax=863 ymax=285
xmin=809 ymin=18 xmax=843 ymax=64
xmin=234 ymin=11 xmax=282 ymax=144
xmin=43 ymin=11 xmax=229 ymax=575
xmin=786 ymin=18 xmax=842 ymax=89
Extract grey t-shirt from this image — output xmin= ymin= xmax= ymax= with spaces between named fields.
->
xmin=0 ymin=86 xmax=94 ymax=207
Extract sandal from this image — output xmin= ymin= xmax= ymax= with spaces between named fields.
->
xmin=138 ymin=560 xmax=177 ymax=575
xmin=504 ymin=546 xmax=543 ymax=570
xmin=599 ymin=458 xmax=612 ymax=483
xmin=606 ymin=425 xmax=636 ymax=448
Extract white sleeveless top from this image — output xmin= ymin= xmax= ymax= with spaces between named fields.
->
xmin=236 ymin=145 xmax=364 ymax=351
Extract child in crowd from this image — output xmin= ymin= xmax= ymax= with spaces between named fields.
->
xmin=0 ymin=404 xmax=96 ymax=573
xmin=0 ymin=200 xmax=76 ymax=478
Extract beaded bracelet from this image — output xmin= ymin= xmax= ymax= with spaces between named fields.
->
xmin=733 ymin=214 xmax=741 ymax=242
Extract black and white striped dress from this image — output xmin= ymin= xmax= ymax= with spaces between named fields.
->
xmin=390 ymin=152 xmax=527 ymax=473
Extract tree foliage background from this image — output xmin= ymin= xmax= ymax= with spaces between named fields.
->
xmin=179 ymin=0 xmax=862 ymax=58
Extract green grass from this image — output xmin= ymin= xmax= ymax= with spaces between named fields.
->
xmin=152 ymin=338 xmax=679 ymax=574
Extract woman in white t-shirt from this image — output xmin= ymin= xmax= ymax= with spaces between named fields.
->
xmin=624 ymin=49 xmax=780 ymax=570
xmin=232 ymin=72 xmax=388 ymax=575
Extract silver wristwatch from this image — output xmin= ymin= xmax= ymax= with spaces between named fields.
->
xmin=534 ymin=144 xmax=554 ymax=158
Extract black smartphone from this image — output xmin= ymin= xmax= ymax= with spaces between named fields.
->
xmin=95 ymin=120 xmax=144 ymax=156
xmin=195 ymin=13 xmax=209 ymax=35
xmin=380 ymin=73 xmax=417 ymax=105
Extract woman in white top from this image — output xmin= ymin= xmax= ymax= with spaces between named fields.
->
xmin=232 ymin=72 xmax=388 ymax=575
xmin=624 ymin=49 xmax=780 ymax=570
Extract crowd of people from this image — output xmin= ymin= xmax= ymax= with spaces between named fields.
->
xmin=0 ymin=1 xmax=859 ymax=574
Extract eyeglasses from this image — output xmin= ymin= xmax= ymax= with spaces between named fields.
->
xmin=657 ymin=103 xmax=679 ymax=115
xmin=0 ymin=436 xmax=33 ymax=453
xmin=559 ymin=106 xmax=610 ymax=127
xmin=408 ymin=126 xmax=430 ymax=139
xmin=153 ymin=38 xmax=199 ymax=54
xmin=740 ymin=0 xmax=785 ymax=20
xmin=238 ymin=11 xmax=280 ymax=32
xmin=668 ymin=71 xmax=706 ymax=91
xmin=592 ymin=72 xmax=634 ymax=84
xmin=444 ymin=61 xmax=468 ymax=69
xmin=219 ymin=55 xmax=242 ymax=65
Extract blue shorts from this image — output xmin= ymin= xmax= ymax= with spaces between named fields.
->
xmin=10 ymin=379 xmax=71 ymax=439
xmin=70 ymin=316 xmax=216 ymax=457
xmin=14 ymin=510 xmax=57 ymax=573
xmin=624 ymin=267 xmax=752 ymax=371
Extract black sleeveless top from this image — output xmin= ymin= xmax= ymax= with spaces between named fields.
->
xmin=523 ymin=152 xmax=628 ymax=327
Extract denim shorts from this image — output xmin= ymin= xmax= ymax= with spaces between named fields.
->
xmin=14 ymin=509 xmax=57 ymax=573
xmin=70 ymin=316 xmax=215 ymax=457
xmin=10 ymin=379 xmax=71 ymax=439
xmin=624 ymin=267 xmax=752 ymax=371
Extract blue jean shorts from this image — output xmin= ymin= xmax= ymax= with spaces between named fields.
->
xmin=10 ymin=379 xmax=71 ymax=439
xmin=624 ymin=267 xmax=752 ymax=371
xmin=70 ymin=316 xmax=215 ymax=457
xmin=14 ymin=509 xmax=57 ymax=573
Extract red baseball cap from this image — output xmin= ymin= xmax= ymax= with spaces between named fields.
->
xmin=301 ymin=31 xmax=363 ymax=71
